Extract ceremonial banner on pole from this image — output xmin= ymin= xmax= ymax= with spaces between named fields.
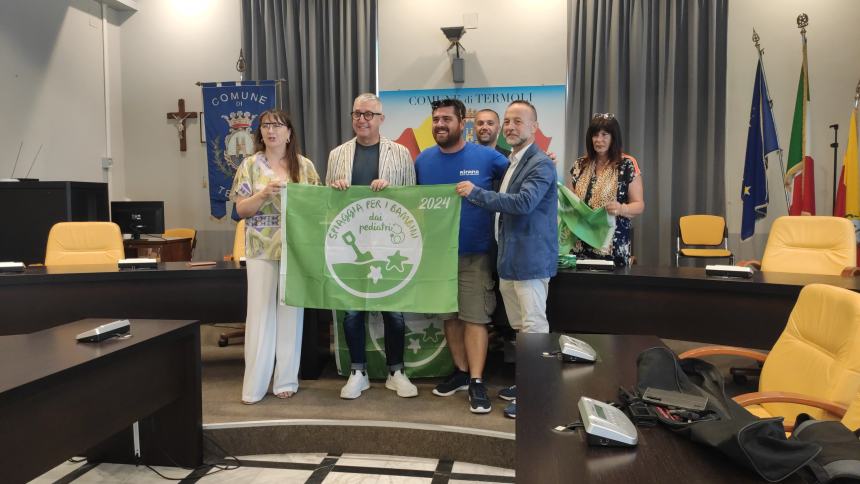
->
xmin=283 ymin=184 xmax=460 ymax=313
xmin=201 ymin=81 xmax=276 ymax=219
xmin=741 ymin=58 xmax=780 ymax=241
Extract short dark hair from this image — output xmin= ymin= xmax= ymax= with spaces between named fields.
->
xmin=585 ymin=114 xmax=623 ymax=166
xmin=476 ymin=108 xmax=500 ymax=121
xmin=508 ymin=100 xmax=538 ymax=121
xmin=431 ymin=98 xmax=466 ymax=120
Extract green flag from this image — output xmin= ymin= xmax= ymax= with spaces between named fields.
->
xmin=557 ymin=182 xmax=614 ymax=251
xmin=283 ymin=184 xmax=460 ymax=313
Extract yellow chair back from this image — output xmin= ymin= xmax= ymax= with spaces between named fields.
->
xmin=680 ymin=215 xmax=726 ymax=246
xmin=232 ymin=219 xmax=246 ymax=259
xmin=163 ymin=227 xmax=196 ymax=241
xmin=45 ymin=222 xmax=124 ymax=266
xmin=761 ymin=216 xmax=856 ymax=275
xmin=759 ymin=284 xmax=860 ymax=422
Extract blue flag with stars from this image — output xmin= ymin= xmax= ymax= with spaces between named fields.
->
xmin=741 ymin=59 xmax=780 ymax=240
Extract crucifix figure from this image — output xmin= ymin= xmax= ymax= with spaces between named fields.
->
xmin=166 ymin=99 xmax=198 ymax=151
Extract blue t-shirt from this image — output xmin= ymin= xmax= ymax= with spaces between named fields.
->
xmin=415 ymin=143 xmax=509 ymax=254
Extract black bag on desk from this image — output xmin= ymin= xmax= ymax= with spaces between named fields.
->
xmin=790 ymin=413 xmax=860 ymax=484
xmin=636 ymin=347 xmax=822 ymax=482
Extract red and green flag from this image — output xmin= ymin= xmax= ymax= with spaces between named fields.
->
xmin=785 ymin=37 xmax=815 ymax=215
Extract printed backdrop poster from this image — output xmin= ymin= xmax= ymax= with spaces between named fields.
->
xmin=283 ymin=184 xmax=460 ymax=313
xmin=201 ymin=81 xmax=276 ymax=219
xmin=379 ymin=85 xmax=566 ymax=170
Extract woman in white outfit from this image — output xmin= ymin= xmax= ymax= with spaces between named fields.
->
xmin=231 ymin=109 xmax=320 ymax=404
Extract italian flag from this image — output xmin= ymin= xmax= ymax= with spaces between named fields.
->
xmin=785 ymin=38 xmax=815 ymax=215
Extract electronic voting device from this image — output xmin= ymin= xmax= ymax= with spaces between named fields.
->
xmin=578 ymin=396 xmax=638 ymax=447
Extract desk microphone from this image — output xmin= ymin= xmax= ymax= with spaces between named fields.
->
xmin=76 ymin=320 xmax=131 ymax=342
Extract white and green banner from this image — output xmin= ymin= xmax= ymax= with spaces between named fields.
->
xmin=332 ymin=311 xmax=454 ymax=378
xmin=283 ymin=184 xmax=460 ymax=313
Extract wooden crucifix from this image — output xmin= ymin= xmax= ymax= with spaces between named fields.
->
xmin=166 ymin=99 xmax=198 ymax=151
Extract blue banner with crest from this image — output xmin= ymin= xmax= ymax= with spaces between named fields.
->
xmin=202 ymin=81 xmax=277 ymax=219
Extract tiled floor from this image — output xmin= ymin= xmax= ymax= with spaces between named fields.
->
xmin=32 ymin=453 xmax=515 ymax=483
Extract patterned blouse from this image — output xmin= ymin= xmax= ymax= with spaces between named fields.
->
xmin=569 ymin=156 xmax=639 ymax=267
xmin=230 ymin=152 xmax=320 ymax=260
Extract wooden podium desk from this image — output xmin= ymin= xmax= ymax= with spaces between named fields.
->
xmin=516 ymin=333 xmax=802 ymax=483
xmin=123 ymin=237 xmax=193 ymax=262
xmin=548 ymin=266 xmax=860 ymax=349
xmin=0 ymin=318 xmax=201 ymax=484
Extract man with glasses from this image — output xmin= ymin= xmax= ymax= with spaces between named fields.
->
xmin=326 ymin=93 xmax=417 ymax=400
xmin=455 ymin=100 xmax=558 ymax=419
xmin=415 ymin=98 xmax=509 ymax=414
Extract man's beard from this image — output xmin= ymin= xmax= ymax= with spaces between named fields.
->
xmin=434 ymin=129 xmax=462 ymax=149
xmin=477 ymin=131 xmax=495 ymax=145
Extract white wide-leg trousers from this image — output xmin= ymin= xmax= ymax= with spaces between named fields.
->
xmin=242 ymin=258 xmax=304 ymax=403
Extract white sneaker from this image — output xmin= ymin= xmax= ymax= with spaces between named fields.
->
xmin=340 ymin=370 xmax=370 ymax=399
xmin=385 ymin=369 xmax=418 ymax=398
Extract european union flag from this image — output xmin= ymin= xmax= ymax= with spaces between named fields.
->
xmin=741 ymin=59 xmax=780 ymax=240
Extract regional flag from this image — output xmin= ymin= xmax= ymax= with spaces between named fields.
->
xmin=785 ymin=39 xmax=815 ymax=215
xmin=834 ymin=108 xmax=859 ymax=218
xmin=283 ymin=184 xmax=460 ymax=313
xmin=741 ymin=59 xmax=780 ymax=240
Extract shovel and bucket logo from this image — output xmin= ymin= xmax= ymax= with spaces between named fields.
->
xmin=324 ymin=197 xmax=422 ymax=298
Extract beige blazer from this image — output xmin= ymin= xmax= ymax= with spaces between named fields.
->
xmin=325 ymin=136 xmax=416 ymax=187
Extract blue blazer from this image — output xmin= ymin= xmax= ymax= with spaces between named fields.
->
xmin=466 ymin=144 xmax=558 ymax=280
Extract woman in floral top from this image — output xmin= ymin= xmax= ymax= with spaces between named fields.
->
xmin=231 ymin=109 xmax=320 ymax=404
xmin=569 ymin=114 xmax=644 ymax=267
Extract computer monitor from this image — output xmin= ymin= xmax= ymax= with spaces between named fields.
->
xmin=111 ymin=201 xmax=165 ymax=239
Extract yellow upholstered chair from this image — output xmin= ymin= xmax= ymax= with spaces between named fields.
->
xmin=744 ymin=216 xmax=856 ymax=275
xmin=163 ymin=227 xmax=197 ymax=258
xmin=45 ymin=222 xmax=124 ymax=266
xmin=680 ymin=283 xmax=860 ymax=431
xmin=222 ymin=219 xmax=245 ymax=262
xmin=842 ymin=391 xmax=860 ymax=431
xmin=675 ymin=215 xmax=733 ymax=266
xmin=220 ymin=220 xmax=246 ymax=347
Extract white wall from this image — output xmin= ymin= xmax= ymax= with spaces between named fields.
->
xmin=725 ymin=0 xmax=860 ymax=259
xmin=378 ymin=0 xmax=567 ymax=90
xmin=119 ymin=0 xmax=242 ymax=258
xmin=0 ymin=0 xmax=124 ymax=194
xmin=8 ymin=0 xmax=858 ymax=263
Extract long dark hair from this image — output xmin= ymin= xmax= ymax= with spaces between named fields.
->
xmin=254 ymin=109 xmax=301 ymax=183
xmin=584 ymin=115 xmax=623 ymax=168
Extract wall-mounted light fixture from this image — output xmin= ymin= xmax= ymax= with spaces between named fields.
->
xmin=441 ymin=26 xmax=466 ymax=83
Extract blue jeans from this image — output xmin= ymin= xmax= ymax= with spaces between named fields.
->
xmin=343 ymin=311 xmax=406 ymax=371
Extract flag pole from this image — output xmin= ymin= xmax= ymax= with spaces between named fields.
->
xmin=753 ymin=29 xmax=790 ymax=210
xmin=831 ymin=123 xmax=839 ymax=212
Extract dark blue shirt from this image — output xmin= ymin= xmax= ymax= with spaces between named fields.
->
xmin=415 ymin=143 xmax=508 ymax=254
xmin=351 ymin=142 xmax=380 ymax=186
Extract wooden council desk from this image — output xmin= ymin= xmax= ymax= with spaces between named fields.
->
xmin=0 ymin=262 xmax=329 ymax=379
xmin=123 ymin=237 xmax=193 ymax=262
xmin=547 ymin=266 xmax=860 ymax=349
xmin=0 ymin=318 xmax=201 ymax=484
xmin=516 ymin=333 xmax=802 ymax=483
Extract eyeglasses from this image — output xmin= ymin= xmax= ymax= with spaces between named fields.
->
xmin=260 ymin=122 xmax=286 ymax=130
xmin=351 ymin=111 xmax=382 ymax=121
xmin=592 ymin=113 xmax=615 ymax=120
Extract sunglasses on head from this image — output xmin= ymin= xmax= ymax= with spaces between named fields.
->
xmin=592 ymin=112 xmax=615 ymax=120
